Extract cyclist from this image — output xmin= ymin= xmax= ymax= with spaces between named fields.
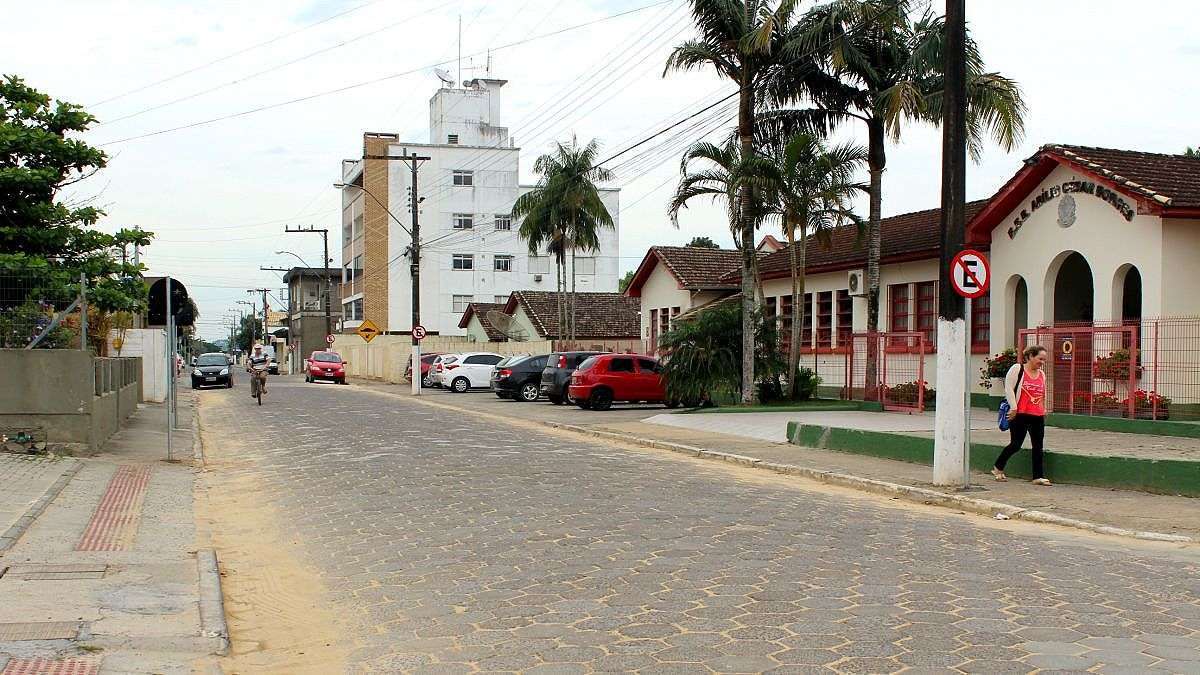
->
xmin=246 ymin=344 xmax=271 ymax=398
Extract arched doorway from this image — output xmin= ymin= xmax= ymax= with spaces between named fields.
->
xmin=1113 ymin=265 xmax=1142 ymax=324
xmin=1006 ymin=275 xmax=1028 ymax=346
xmin=1052 ymin=252 xmax=1094 ymax=324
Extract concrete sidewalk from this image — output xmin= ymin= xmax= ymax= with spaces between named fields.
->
xmin=0 ymin=392 xmax=225 ymax=675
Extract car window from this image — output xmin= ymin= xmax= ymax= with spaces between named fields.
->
xmin=530 ymin=356 xmax=548 ymax=369
xmin=609 ymin=357 xmax=635 ymax=373
xmin=442 ymin=355 xmax=459 ymax=364
xmin=480 ymin=354 xmax=503 ymax=365
xmin=422 ymin=354 xmax=439 ymax=364
xmin=575 ymin=356 xmax=599 ymax=372
xmin=637 ymin=358 xmax=661 ymax=374
xmin=313 ymin=352 xmax=342 ymax=363
xmin=569 ymin=353 xmax=599 ymax=367
xmin=196 ymin=354 xmax=228 ymax=366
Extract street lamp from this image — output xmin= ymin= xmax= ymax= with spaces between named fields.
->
xmin=275 ymin=250 xmax=312 ymax=267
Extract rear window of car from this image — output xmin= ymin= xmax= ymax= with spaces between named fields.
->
xmin=575 ymin=356 xmax=599 ymax=372
xmin=529 ymin=356 xmax=548 ymax=369
xmin=465 ymin=354 xmax=503 ymax=365
xmin=196 ymin=354 xmax=228 ymax=366
xmin=313 ymin=352 xmax=342 ymax=363
xmin=422 ymin=354 xmax=439 ymax=364
xmin=569 ymin=353 xmax=600 ymax=367
xmin=609 ymin=357 xmax=635 ymax=373
xmin=637 ymin=358 xmax=661 ymax=373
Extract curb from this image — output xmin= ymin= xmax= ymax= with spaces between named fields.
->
xmin=541 ymin=422 xmax=1196 ymax=545
xmin=0 ymin=458 xmax=84 ymax=556
xmin=196 ymin=548 xmax=230 ymax=655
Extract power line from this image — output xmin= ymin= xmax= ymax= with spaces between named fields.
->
xmin=89 ymin=0 xmax=387 ymax=107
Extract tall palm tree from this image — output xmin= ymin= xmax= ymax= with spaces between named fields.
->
xmin=665 ymin=0 xmax=804 ymax=404
xmin=754 ymin=131 xmax=866 ymax=398
xmin=512 ymin=137 xmax=614 ymax=341
xmin=775 ymin=0 xmax=1026 ymax=338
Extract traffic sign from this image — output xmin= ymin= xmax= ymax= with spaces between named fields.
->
xmin=412 ymin=324 xmax=427 ymax=341
xmin=356 ymin=319 xmax=381 ymax=343
xmin=950 ymin=249 xmax=990 ymax=299
xmin=326 ymin=334 xmax=336 ymax=345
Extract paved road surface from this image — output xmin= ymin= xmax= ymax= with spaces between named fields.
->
xmin=200 ymin=378 xmax=1200 ymax=673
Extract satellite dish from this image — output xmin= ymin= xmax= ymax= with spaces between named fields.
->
xmin=434 ymin=67 xmax=454 ymax=86
xmin=486 ymin=310 xmax=527 ymax=342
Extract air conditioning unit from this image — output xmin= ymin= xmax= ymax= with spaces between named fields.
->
xmin=533 ymin=274 xmax=543 ymax=283
xmin=847 ymin=269 xmax=866 ymax=297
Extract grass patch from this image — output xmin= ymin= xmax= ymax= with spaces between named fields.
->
xmin=679 ymin=399 xmax=863 ymax=414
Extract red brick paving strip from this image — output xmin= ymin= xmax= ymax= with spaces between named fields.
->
xmin=1 ymin=658 xmax=99 ymax=675
xmin=75 ymin=465 xmax=151 ymax=552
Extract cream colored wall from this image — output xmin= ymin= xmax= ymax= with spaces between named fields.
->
xmin=508 ymin=305 xmax=542 ymax=341
xmin=637 ymin=263 xmax=693 ymax=341
xmin=987 ymin=164 xmax=1166 ymax=352
xmin=462 ymin=315 xmax=493 ymax=343
xmin=331 ymin=334 xmax=554 ymax=383
xmin=1161 ymin=218 xmax=1200 ymax=317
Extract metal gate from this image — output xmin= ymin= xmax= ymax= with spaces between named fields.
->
xmin=1018 ymin=325 xmax=1138 ymax=417
xmin=846 ymin=332 xmax=927 ymax=413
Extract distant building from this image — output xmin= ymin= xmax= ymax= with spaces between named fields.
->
xmin=283 ymin=267 xmax=340 ymax=361
xmin=338 ymin=78 xmax=621 ymax=337
xmin=623 ymin=246 xmax=743 ymax=352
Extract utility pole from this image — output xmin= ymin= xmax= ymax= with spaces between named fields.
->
xmin=249 ymin=289 xmax=270 ymax=350
xmin=357 ymin=152 xmax=430 ymax=396
xmin=285 ymin=226 xmax=332 ymax=340
xmin=933 ymin=0 xmax=969 ymax=487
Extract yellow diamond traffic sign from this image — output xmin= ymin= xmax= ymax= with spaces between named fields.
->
xmin=356 ymin=319 xmax=381 ymax=343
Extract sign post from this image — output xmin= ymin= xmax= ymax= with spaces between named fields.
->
xmin=411 ymin=324 xmax=426 ymax=396
xmin=326 ymin=334 xmax=336 ymax=347
xmin=948 ymin=249 xmax=990 ymax=487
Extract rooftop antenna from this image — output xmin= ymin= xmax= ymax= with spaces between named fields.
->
xmin=486 ymin=50 xmax=492 ymax=77
xmin=457 ymin=15 xmax=462 ymax=88
xmin=434 ymin=67 xmax=454 ymax=87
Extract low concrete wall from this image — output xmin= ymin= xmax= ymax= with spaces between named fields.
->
xmin=0 ymin=350 xmax=141 ymax=453
xmin=331 ymin=335 xmax=558 ymax=383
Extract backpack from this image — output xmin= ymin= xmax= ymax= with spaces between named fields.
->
xmin=997 ymin=365 xmax=1024 ymax=431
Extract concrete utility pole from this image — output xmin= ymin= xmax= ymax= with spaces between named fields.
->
xmin=250 ymin=289 xmax=270 ymax=349
xmin=285 ymin=226 xmax=332 ymax=340
xmin=933 ymin=0 xmax=970 ymax=487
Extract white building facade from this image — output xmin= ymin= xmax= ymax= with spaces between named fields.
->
xmin=338 ymin=78 xmax=620 ymax=337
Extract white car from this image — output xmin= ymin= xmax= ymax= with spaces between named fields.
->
xmin=443 ymin=351 xmax=504 ymax=393
xmin=428 ymin=354 xmax=460 ymax=388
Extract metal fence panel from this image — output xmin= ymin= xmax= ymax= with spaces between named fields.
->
xmin=846 ymin=332 xmax=927 ymax=413
xmin=0 ymin=269 xmax=86 ymax=349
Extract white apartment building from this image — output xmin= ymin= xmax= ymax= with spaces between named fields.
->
xmin=338 ymin=78 xmax=621 ymax=336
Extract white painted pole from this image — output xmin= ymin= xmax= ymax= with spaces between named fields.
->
xmin=412 ymin=344 xmax=421 ymax=396
xmin=165 ymin=277 xmax=173 ymax=462
xmin=932 ymin=315 xmax=968 ymax=487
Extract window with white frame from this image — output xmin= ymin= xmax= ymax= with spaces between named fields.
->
xmin=494 ymin=255 xmax=513 ymax=272
xmin=342 ymin=298 xmax=363 ymax=321
xmin=452 ymin=170 xmax=473 ymax=186
xmin=452 ymin=295 xmax=472 ymax=313
xmin=452 ymin=254 xmax=474 ymax=270
xmin=452 ymin=213 xmax=474 ymax=230
xmin=494 ymin=214 xmax=512 ymax=231
xmin=574 ymin=257 xmax=596 ymax=275
xmin=528 ymin=255 xmax=551 ymax=274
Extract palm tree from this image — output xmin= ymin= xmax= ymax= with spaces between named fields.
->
xmin=665 ymin=0 xmax=804 ymax=404
xmin=775 ymin=0 xmax=1025 ymax=338
xmin=754 ymin=131 xmax=866 ymax=398
xmin=512 ymin=137 xmax=614 ymax=341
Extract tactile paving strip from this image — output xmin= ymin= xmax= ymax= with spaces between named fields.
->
xmin=1 ymin=657 xmax=98 ymax=675
xmin=76 ymin=465 xmax=151 ymax=552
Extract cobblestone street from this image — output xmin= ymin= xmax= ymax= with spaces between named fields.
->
xmin=198 ymin=378 xmax=1200 ymax=674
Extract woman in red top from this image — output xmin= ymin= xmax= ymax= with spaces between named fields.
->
xmin=992 ymin=345 xmax=1052 ymax=485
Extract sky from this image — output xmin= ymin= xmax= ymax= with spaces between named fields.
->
xmin=5 ymin=0 xmax=1200 ymax=341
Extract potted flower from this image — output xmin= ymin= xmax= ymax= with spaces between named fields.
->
xmin=1093 ymin=349 xmax=1142 ymax=381
xmin=980 ymin=348 xmax=1018 ymax=391
xmin=1125 ymin=389 xmax=1171 ymax=420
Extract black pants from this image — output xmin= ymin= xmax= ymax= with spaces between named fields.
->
xmin=995 ymin=413 xmax=1045 ymax=479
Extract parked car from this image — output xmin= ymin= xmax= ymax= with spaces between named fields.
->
xmin=404 ymin=352 xmax=443 ymax=387
xmin=268 ymin=355 xmax=279 ymax=375
xmin=568 ymin=354 xmax=676 ymax=411
xmin=539 ymin=351 xmax=606 ymax=405
xmin=305 ymin=350 xmax=347 ymax=384
xmin=191 ymin=353 xmax=234 ymax=389
xmin=491 ymin=354 xmax=550 ymax=402
xmin=444 ymin=352 xmax=504 ymax=393
xmin=428 ymin=354 xmax=460 ymax=388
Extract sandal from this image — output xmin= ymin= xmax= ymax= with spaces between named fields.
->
xmin=990 ymin=468 xmax=1007 ymax=482
xmin=1031 ymin=478 xmax=1052 ymax=486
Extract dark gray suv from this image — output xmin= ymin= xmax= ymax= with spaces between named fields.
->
xmin=539 ymin=351 xmax=605 ymax=405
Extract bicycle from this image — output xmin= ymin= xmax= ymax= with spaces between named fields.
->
xmin=247 ymin=364 xmax=268 ymax=406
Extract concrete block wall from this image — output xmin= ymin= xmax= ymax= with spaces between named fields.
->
xmin=331 ymin=335 xmax=556 ymax=383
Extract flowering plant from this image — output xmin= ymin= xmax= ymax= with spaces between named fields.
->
xmin=887 ymin=380 xmax=936 ymax=405
xmin=1072 ymin=390 xmax=1122 ymax=410
xmin=1093 ymin=349 xmax=1142 ymax=380
xmin=980 ymin=348 xmax=1018 ymax=388
xmin=1124 ymin=389 xmax=1170 ymax=411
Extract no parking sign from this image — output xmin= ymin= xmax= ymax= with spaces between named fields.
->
xmin=950 ymin=249 xmax=990 ymax=299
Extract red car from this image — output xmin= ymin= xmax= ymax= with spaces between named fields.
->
xmin=305 ymin=350 xmax=347 ymax=384
xmin=405 ymin=352 xmax=443 ymax=388
xmin=568 ymin=354 xmax=676 ymax=411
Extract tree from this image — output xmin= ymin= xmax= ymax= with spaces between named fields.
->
xmin=666 ymin=0 xmax=804 ymax=404
xmin=779 ymin=1 xmax=1025 ymax=338
xmin=512 ymin=137 xmax=614 ymax=341
xmin=0 ymin=75 xmax=152 ymax=313
xmin=1185 ymin=147 xmax=1200 ymax=157
xmin=686 ymin=236 xmax=720 ymax=249
xmin=234 ymin=314 xmax=263 ymax=352
xmin=754 ymin=131 xmax=866 ymax=397
xmin=618 ymin=270 xmax=636 ymax=293
xmin=659 ymin=301 xmax=784 ymax=405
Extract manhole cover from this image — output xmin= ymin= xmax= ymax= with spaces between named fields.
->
xmin=0 ymin=621 xmax=82 ymax=641
xmin=1 ymin=564 xmax=106 ymax=581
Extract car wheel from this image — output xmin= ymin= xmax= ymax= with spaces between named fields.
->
xmin=422 ymin=375 xmax=434 ymax=388
xmin=518 ymin=383 xmax=540 ymax=402
xmin=338 ymin=378 xmax=347 ymax=385
xmin=549 ymin=394 xmax=564 ymax=405
xmin=589 ymin=388 xmax=613 ymax=411
xmin=452 ymin=377 xmax=470 ymax=393
xmin=226 ymin=380 xmax=233 ymax=389
xmin=576 ymin=399 xmax=592 ymax=410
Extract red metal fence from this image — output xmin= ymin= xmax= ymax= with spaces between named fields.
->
xmin=1019 ymin=317 xmax=1200 ymax=421
xmin=846 ymin=332 xmax=927 ymax=413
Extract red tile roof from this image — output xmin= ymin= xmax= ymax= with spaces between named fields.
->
xmin=1045 ymin=144 xmax=1200 ymax=208
xmin=504 ymin=291 xmax=641 ymax=339
xmin=625 ymin=246 xmax=743 ymax=297
xmin=457 ymin=302 xmax=507 ymax=340
xmin=738 ymin=200 xmax=989 ymax=282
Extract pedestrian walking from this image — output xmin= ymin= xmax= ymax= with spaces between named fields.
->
xmin=992 ymin=345 xmax=1052 ymax=485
